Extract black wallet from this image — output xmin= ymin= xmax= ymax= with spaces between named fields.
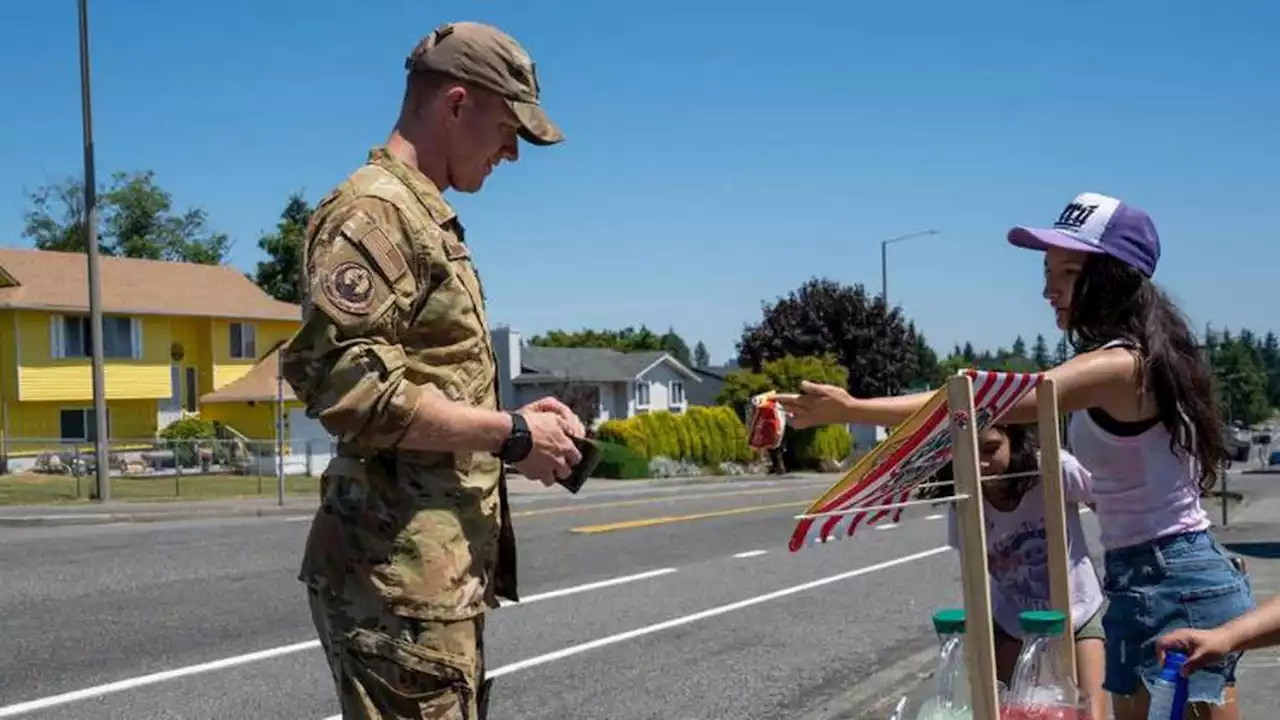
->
xmin=555 ymin=436 xmax=601 ymax=494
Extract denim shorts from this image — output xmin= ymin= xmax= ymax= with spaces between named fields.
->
xmin=1101 ymin=529 xmax=1255 ymax=704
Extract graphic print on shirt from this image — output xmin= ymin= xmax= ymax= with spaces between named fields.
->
xmin=987 ymin=520 xmax=1051 ymax=612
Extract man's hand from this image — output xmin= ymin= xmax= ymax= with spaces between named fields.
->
xmin=521 ymin=396 xmax=585 ymax=439
xmin=776 ymin=381 xmax=857 ymax=429
xmin=1155 ymin=627 xmax=1235 ymax=676
xmin=513 ymin=410 xmax=583 ymax=486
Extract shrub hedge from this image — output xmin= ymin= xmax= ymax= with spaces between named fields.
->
xmin=596 ymin=406 xmax=754 ymax=465
xmin=592 ymin=441 xmax=651 ymax=479
xmin=787 ymin=424 xmax=853 ymax=469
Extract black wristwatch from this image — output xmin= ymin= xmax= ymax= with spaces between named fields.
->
xmin=498 ymin=412 xmax=533 ymax=463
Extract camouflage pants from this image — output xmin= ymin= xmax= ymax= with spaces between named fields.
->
xmin=308 ymin=587 xmax=491 ymax=719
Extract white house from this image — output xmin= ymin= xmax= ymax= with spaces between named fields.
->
xmin=492 ymin=327 xmax=702 ymax=427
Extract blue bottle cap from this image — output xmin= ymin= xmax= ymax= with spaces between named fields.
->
xmin=1162 ymin=650 xmax=1188 ymax=675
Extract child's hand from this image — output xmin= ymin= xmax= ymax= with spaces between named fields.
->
xmin=1155 ymin=627 xmax=1235 ymax=675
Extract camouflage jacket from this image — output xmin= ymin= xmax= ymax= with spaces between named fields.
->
xmin=280 ymin=147 xmax=518 ymax=621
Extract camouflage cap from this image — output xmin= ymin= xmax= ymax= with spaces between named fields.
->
xmin=406 ymin=21 xmax=563 ymax=146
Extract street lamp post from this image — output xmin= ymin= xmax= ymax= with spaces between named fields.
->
xmin=78 ymin=0 xmax=110 ymax=500
xmin=880 ymin=229 xmax=940 ymax=306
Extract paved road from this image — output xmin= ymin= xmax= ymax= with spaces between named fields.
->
xmin=0 ymin=475 xmax=1035 ymax=720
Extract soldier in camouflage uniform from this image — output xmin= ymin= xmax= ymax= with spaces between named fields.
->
xmin=280 ymin=21 xmax=584 ymax=720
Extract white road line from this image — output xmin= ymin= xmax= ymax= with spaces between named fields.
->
xmin=0 ymin=640 xmax=321 ymax=718
xmin=926 ymin=514 xmax=945 ymax=520
xmin=876 ymin=523 xmax=899 ymax=531
xmin=478 ymin=547 xmax=949 ymax=681
xmin=283 ymin=516 xmax=312 ymax=522
xmin=497 ymin=568 xmax=677 ymax=607
xmin=732 ymin=550 xmax=767 ymax=559
xmin=322 ymin=547 xmax=949 ymax=720
xmin=0 ymin=568 xmax=675 ymax=718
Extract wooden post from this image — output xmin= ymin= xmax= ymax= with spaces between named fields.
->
xmin=1036 ymin=377 xmax=1077 ymax=683
xmin=948 ymin=374 xmax=1001 ymax=720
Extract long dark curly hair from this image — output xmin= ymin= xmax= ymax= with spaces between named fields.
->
xmin=1067 ymin=254 xmax=1227 ymax=491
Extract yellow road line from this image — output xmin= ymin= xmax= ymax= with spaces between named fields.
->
xmin=510 ymin=485 xmax=817 ymax=519
xmin=568 ymin=501 xmax=810 ymax=534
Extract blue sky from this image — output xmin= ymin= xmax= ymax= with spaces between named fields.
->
xmin=2 ymin=0 xmax=1276 ymax=365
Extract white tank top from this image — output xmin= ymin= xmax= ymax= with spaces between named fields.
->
xmin=1064 ymin=339 xmax=1210 ymax=550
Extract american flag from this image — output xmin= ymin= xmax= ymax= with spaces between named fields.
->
xmin=788 ymin=370 xmax=1042 ymax=552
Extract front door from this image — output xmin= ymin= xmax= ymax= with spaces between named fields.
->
xmin=157 ymin=365 xmax=183 ymax=430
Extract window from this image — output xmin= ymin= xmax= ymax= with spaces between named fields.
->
xmin=50 ymin=315 xmax=141 ymax=359
xmin=670 ymin=381 xmax=686 ymax=405
xmin=634 ymin=381 xmax=650 ymax=408
xmin=59 ymin=408 xmax=110 ymax=442
xmin=229 ymin=322 xmax=257 ymax=359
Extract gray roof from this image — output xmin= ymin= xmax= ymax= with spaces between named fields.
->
xmin=514 ymin=347 xmax=699 ymax=385
xmin=686 ymin=365 xmax=739 ymax=406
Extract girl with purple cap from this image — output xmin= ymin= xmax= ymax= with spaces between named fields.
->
xmin=780 ymin=192 xmax=1255 ymax=719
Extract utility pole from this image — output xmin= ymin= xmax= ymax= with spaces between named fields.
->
xmin=78 ymin=0 xmax=110 ymax=501
xmin=880 ymin=229 xmax=940 ymax=306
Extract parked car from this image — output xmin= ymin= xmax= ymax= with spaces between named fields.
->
xmin=1226 ymin=427 xmax=1252 ymax=462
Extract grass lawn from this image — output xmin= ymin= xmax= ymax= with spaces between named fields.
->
xmin=0 ymin=472 xmax=321 ymax=506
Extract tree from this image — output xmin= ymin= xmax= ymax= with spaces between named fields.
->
xmin=931 ymin=354 xmax=971 ymax=386
xmin=693 ymin=341 xmax=711 ymax=367
xmin=1031 ymin=334 xmax=1052 ymax=369
xmin=660 ymin=326 xmax=692 ymax=366
xmin=962 ymin=342 xmax=976 ymax=363
xmin=541 ymin=382 xmax=601 ymax=430
xmin=716 ymin=354 xmax=851 ymax=473
xmin=1212 ymin=337 xmax=1270 ymax=426
xmin=1054 ymin=335 xmax=1070 ymax=364
xmin=736 ymin=278 xmax=917 ymax=399
xmin=22 ymin=177 xmax=97 ymax=253
xmin=1261 ymin=332 xmax=1280 ymax=408
xmin=529 ymin=325 xmax=682 ymax=354
xmin=904 ymin=322 xmax=939 ymax=389
xmin=253 ymin=191 xmax=313 ymax=303
xmin=21 ymin=171 xmax=231 ymax=264
xmin=1010 ymin=335 xmax=1028 ymax=360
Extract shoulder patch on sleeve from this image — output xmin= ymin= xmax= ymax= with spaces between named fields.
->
xmin=339 ymin=210 xmax=409 ymax=288
xmin=322 ymin=260 xmax=377 ymax=315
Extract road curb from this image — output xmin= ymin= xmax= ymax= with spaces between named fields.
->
xmin=799 ymin=642 xmax=937 ymax=720
xmin=0 ymin=506 xmax=314 ymax=527
xmin=0 ymin=473 xmax=833 ymax=528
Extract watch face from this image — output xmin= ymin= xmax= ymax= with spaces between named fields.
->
xmin=502 ymin=414 xmax=533 ymax=463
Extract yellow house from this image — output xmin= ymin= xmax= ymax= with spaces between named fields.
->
xmin=197 ymin=343 xmax=329 ymax=455
xmin=0 ymin=247 xmax=301 ymax=468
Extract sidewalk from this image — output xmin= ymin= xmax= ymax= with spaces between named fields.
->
xmin=0 ymin=472 xmax=827 ymax=527
xmin=1211 ymin=475 xmax=1280 ymax=719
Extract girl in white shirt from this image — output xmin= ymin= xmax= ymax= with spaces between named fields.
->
xmin=924 ymin=423 xmax=1107 ymax=720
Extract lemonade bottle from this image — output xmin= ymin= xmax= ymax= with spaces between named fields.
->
xmin=915 ymin=609 xmax=973 ymax=720
xmin=1005 ymin=610 xmax=1084 ymax=719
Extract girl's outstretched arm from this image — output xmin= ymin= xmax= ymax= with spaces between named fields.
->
xmin=780 ymin=347 xmax=1139 ymax=430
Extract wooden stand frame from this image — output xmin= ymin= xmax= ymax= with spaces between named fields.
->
xmin=948 ymin=373 xmax=1076 ymax=720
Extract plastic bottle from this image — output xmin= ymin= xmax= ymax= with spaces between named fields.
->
xmin=1146 ymin=651 xmax=1189 ymax=720
xmin=1005 ymin=610 xmax=1082 ymax=719
xmin=915 ymin=608 xmax=973 ymax=720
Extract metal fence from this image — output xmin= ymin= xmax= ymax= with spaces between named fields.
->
xmin=0 ymin=437 xmax=338 ymax=501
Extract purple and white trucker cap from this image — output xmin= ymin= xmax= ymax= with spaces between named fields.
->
xmin=1006 ymin=191 xmax=1161 ymax=277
